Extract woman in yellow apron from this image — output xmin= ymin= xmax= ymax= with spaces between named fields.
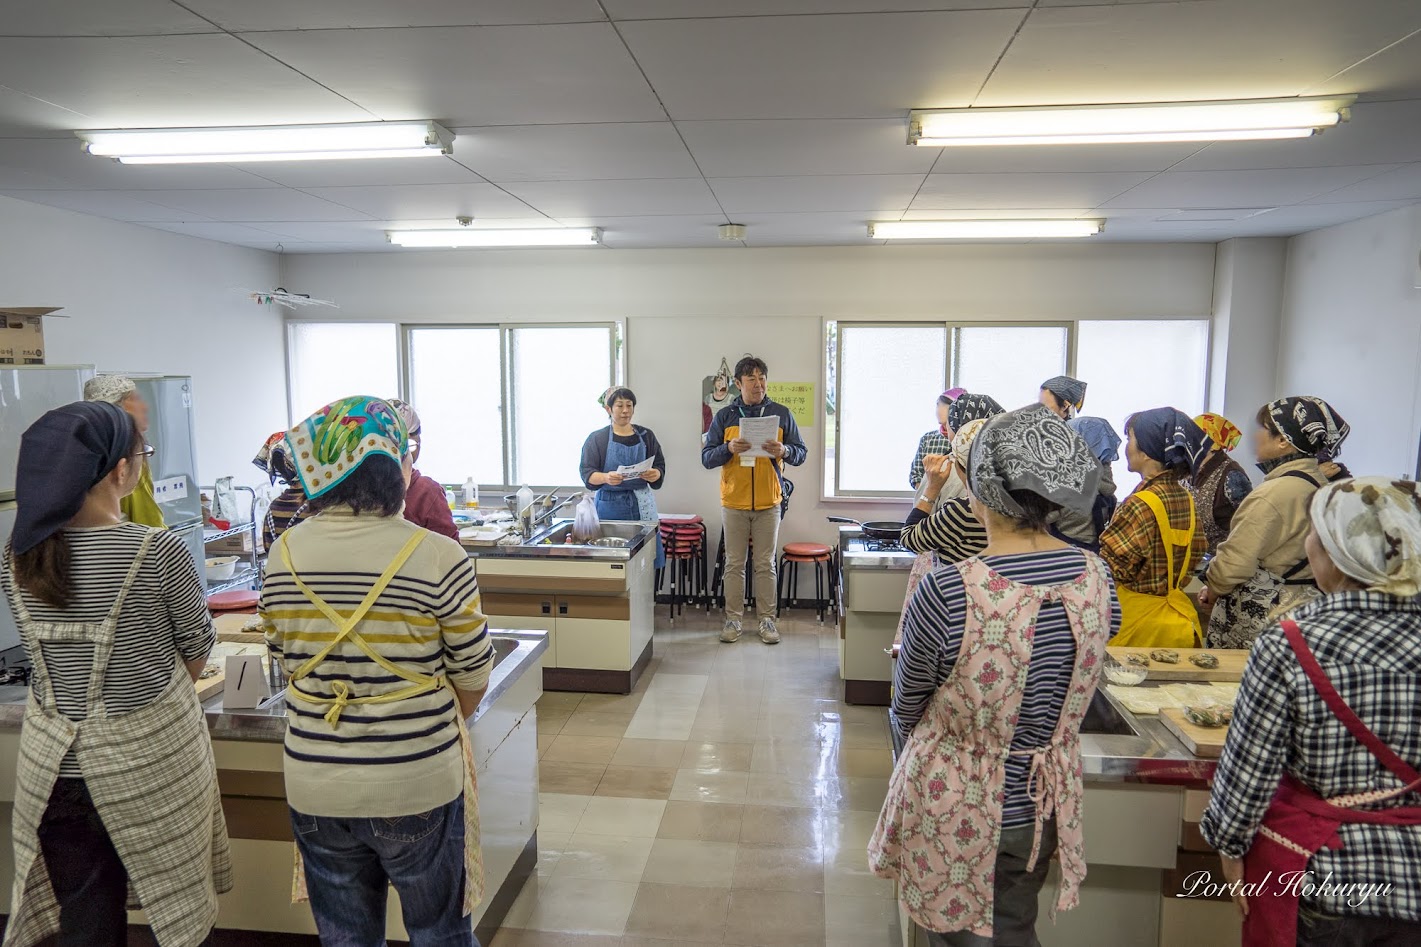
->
xmin=260 ymin=396 xmax=495 ymax=946
xmin=1101 ymin=408 xmax=1209 ymax=648
xmin=1 ymin=401 xmax=229 ymax=946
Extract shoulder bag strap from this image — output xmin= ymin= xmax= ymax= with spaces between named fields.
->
xmin=1275 ymin=471 xmax=1322 ymax=580
xmin=1281 ymin=619 xmax=1421 ymax=786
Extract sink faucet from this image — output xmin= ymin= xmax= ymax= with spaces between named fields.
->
xmin=529 ymin=491 xmax=583 ymax=533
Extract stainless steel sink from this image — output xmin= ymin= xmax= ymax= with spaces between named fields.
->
xmin=531 ymin=521 xmax=644 ymax=544
xmin=1081 ymin=689 xmax=1141 ymax=737
xmin=490 ymin=636 xmax=519 ymax=668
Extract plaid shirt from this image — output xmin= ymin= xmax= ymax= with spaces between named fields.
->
xmin=1099 ymin=472 xmax=1207 ymax=596
xmin=909 ymin=429 xmax=952 ymax=489
xmin=1200 ymin=592 xmax=1421 ymax=921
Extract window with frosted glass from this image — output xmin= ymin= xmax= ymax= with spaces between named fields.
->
xmin=510 ymin=326 xmax=615 ymax=485
xmin=836 ymin=324 xmax=947 ymax=495
xmin=952 ymin=325 xmax=1069 ymax=412
xmin=407 ymin=327 xmax=504 ymax=486
xmin=287 ymin=322 xmax=398 ymax=423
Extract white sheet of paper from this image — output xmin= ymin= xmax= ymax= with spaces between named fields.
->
xmin=738 ymin=415 xmax=780 ymax=459
xmin=616 ymin=456 xmax=655 ymax=478
xmin=223 ymin=655 xmax=271 ymax=709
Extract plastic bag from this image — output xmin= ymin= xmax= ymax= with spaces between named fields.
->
xmin=572 ymin=495 xmax=602 ymax=543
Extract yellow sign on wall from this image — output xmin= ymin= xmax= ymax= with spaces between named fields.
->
xmin=767 ymin=382 xmax=816 ymax=428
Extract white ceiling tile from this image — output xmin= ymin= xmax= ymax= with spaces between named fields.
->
xmin=142 ymin=221 xmax=295 ymax=249
xmin=1229 ymin=201 xmax=1421 ymax=232
xmin=618 ymin=10 xmax=1026 ymax=119
xmin=1305 ymin=33 xmax=1421 ymax=100
xmin=0 ymin=189 xmax=211 ymax=222
xmin=912 ymin=172 xmax=1151 ymax=209
xmin=929 ymin=141 xmax=1204 ymax=174
xmin=1301 ymin=163 xmax=1421 ymax=204
xmin=709 ymin=174 xmax=923 ymax=214
xmin=730 ymin=211 xmax=881 ymax=244
xmin=452 ymin=123 xmax=699 ymax=182
xmin=0 ymin=138 xmax=279 ymax=190
xmin=251 ymin=218 xmax=561 ymax=242
xmin=1173 ymin=101 xmax=1421 ymax=171
xmin=139 ymin=188 xmax=374 ymax=221
xmin=296 ymin=183 xmax=538 ymax=219
xmin=183 ymin=0 xmax=604 ymax=30
xmin=0 ymin=35 xmax=371 ymax=130
xmin=500 ymin=178 xmax=723 ymax=217
xmin=242 ymin=25 xmax=665 ymax=126
xmin=0 ymin=0 xmax=215 ymax=35
xmin=605 ymin=0 xmax=1027 ymax=16
xmin=678 ymin=119 xmax=937 ymax=177
xmin=900 ymin=207 xmax=1097 ymax=219
xmin=1100 ymin=166 xmax=1400 ymax=208
xmin=244 ymin=155 xmax=485 ymax=189
xmin=978 ymin=1 xmax=1421 ymax=106
xmin=554 ymin=214 xmax=731 ymax=247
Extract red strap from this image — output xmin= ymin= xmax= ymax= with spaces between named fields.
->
xmin=1281 ymin=620 xmax=1421 ymax=786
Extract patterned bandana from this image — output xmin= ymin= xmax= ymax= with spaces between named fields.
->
xmin=1127 ymin=407 xmax=1207 ymax=474
xmin=252 ymin=431 xmax=299 ymax=485
xmin=1067 ymin=416 xmax=1122 ymax=464
xmin=284 ymin=396 xmax=407 ymax=500
xmin=946 ymin=393 xmax=1005 ymax=434
xmin=1194 ymin=413 xmax=1243 ymax=452
xmin=950 ymin=418 xmax=990 ymax=469
xmin=1311 ymin=478 xmax=1421 ymax=597
xmin=387 ymin=398 xmax=421 ymax=437
xmin=83 ymin=374 xmax=137 ymax=406
xmin=1041 ymin=375 xmax=1087 ymax=411
xmin=968 ymin=404 xmax=1101 ymax=518
xmin=1267 ymin=396 xmax=1350 ymax=462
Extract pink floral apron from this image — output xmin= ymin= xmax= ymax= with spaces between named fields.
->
xmin=869 ymin=553 xmax=1112 ymax=937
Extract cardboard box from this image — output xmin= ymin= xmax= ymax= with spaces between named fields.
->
xmin=206 ymin=531 xmax=262 ymax=556
xmin=0 ymin=307 xmax=61 ymax=365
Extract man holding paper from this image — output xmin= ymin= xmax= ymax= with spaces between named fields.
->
xmin=702 ymin=356 xmax=808 ymax=645
xmin=580 ymin=386 xmax=667 ymax=568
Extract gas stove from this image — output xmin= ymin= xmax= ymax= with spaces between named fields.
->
xmin=862 ymin=539 xmax=908 ymax=553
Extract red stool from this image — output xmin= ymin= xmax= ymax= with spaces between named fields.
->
xmin=658 ymin=515 xmax=706 ymax=622
xmin=777 ymin=542 xmax=833 ymax=622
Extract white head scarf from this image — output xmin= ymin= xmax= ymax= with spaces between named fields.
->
xmin=83 ymin=374 xmax=137 ymax=405
xmin=1310 ymin=477 xmax=1421 ymax=597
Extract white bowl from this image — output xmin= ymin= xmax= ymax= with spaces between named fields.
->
xmin=1103 ymin=664 xmax=1148 ymax=687
xmin=205 ymin=556 xmax=239 ymax=581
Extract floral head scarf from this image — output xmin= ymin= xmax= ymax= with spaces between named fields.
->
xmin=1310 ymin=477 xmax=1421 ymax=597
xmin=1266 ymin=396 xmax=1350 ymax=462
xmin=950 ymin=418 xmax=990 ymax=469
xmin=946 ymin=393 xmax=1004 ymax=434
xmin=252 ymin=431 xmax=298 ymax=485
xmin=968 ymin=404 xmax=1101 ymax=518
xmin=1194 ymin=413 xmax=1242 ymax=453
xmin=1067 ymin=416 xmax=1122 ymax=464
xmin=284 ymin=396 xmax=407 ymax=500
xmin=1126 ymin=408 xmax=1207 ymax=474
xmin=387 ymin=398 xmax=421 ymax=437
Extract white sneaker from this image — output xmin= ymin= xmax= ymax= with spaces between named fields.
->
xmin=720 ymin=619 xmax=743 ymax=643
xmin=758 ymin=617 xmax=781 ymax=644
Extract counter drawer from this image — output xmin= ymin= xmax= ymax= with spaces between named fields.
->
xmin=846 ymin=570 xmax=911 ymax=613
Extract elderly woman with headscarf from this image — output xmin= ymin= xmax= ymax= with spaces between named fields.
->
xmin=1198 ymin=396 xmax=1349 ymax=650
xmin=872 ymin=404 xmax=1120 ymax=946
xmin=1100 ymin=409 xmax=1209 ymax=648
xmin=83 ymin=374 xmax=165 ymax=528
xmin=1 ymin=402 xmax=229 ymax=946
xmin=909 ymin=387 xmax=966 ymax=497
xmin=1054 ymin=416 xmax=1122 ymax=550
xmin=1189 ymin=413 xmax=1254 ymax=554
xmin=388 ymin=398 xmax=460 ymax=540
xmin=1039 ymin=375 xmax=1087 ymax=421
xmin=254 ymin=431 xmax=311 ymax=548
xmin=1200 ymin=478 xmax=1421 ymax=947
xmin=260 ymin=396 xmax=493 ymax=945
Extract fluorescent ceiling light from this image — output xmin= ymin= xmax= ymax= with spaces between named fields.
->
xmin=909 ymin=96 xmax=1355 ymax=147
xmin=78 ymin=122 xmax=452 ymax=164
xmin=388 ymin=228 xmax=603 ymax=248
xmin=869 ymin=219 xmax=1103 ymax=239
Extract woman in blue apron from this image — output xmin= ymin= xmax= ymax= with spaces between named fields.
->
xmin=579 ymin=387 xmax=667 ymax=569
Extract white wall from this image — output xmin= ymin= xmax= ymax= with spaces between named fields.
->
xmin=0 ymin=195 xmax=283 ymax=487
xmin=1277 ymin=205 xmax=1421 ymax=480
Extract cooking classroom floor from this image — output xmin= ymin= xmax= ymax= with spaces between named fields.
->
xmin=492 ymin=609 xmax=900 ymax=947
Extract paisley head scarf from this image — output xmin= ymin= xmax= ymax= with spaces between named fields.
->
xmin=252 ymin=431 xmax=298 ymax=485
xmin=1266 ymin=396 xmax=1350 ymax=462
xmin=968 ymin=404 xmax=1101 ymax=519
xmin=946 ymin=393 xmax=1004 ymax=434
xmin=284 ymin=396 xmax=408 ymax=500
xmin=1041 ymin=375 xmax=1087 ymax=414
xmin=1194 ymin=413 xmax=1243 ymax=453
xmin=1126 ymin=408 xmax=1207 ymax=474
xmin=950 ymin=418 xmax=990 ymax=470
xmin=1310 ymin=477 xmax=1421 ymax=597
xmin=1067 ymin=416 xmax=1122 ymax=464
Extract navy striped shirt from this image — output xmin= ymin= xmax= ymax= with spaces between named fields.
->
xmin=892 ymin=548 xmax=1120 ymax=827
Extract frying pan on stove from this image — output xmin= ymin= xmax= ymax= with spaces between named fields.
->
xmin=826 ymin=516 xmax=906 ymax=543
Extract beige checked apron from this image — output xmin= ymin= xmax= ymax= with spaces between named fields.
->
xmin=3 ymin=532 xmax=232 ymax=947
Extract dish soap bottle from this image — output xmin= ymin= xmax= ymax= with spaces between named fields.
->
xmin=462 ymin=477 xmax=479 ymax=509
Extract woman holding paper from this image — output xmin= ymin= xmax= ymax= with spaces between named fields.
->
xmin=580 ymin=387 xmax=667 ymax=568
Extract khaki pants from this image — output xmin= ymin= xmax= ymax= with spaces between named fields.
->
xmin=722 ymin=506 xmax=781 ymax=622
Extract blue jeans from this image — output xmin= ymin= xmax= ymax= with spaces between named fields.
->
xmin=291 ymin=795 xmax=477 ymax=947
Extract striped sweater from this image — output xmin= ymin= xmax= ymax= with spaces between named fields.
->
xmin=260 ymin=509 xmax=494 ymax=818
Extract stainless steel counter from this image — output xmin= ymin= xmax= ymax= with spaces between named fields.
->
xmin=0 ymin=630 xmax=550 ymax=744
xmin=1079 ymin=683 xmax=1217 ymax=785
xmin=462 ymin=518 xmax=658 ymax=561
xmin=838 ymin=525 xmax=917 ymax=571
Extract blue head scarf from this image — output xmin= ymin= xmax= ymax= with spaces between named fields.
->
xmin=1126 ymin=408 xmax=1206 ymax=474
xmin=1067 ymin=416 xmax=1122 ymax=464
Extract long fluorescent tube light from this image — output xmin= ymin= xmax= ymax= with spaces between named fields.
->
xmin=78 ymin=122 xmax=453 ymax=164
xmin=388 ymin=228 xmax=603 ymax=248
xmin=869 ymin=220 xmax=1103 ymax=239
xmin=909 ymin=96 xmax=1355 ymax=147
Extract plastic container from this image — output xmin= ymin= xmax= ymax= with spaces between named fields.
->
xmin=462 ymin=478 xmax=479 ymax=509
xmin=516 ymin=485 xmax=535 ymax=534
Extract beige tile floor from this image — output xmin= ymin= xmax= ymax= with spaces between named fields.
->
xmin=493 ymin=610 xmax=901 ymax=947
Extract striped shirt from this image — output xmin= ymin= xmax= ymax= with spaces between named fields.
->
xmin=1 ymin=524 xmax=214 ymax=778
xmin=261 ymin=508 xmax=494 ymax=818
xmin=900 ymin=497 xmax=988 ymax=563
xmin=893 ymin=548 xmax=1121 ymax=827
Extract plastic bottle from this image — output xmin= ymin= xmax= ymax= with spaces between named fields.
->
xmin=444 ymin=488 xmax=457 ymax=510
xmin=462 ymin=478 xmax=479 ymax=509
xmin=516 ymin=484 xmax=535 ymax=534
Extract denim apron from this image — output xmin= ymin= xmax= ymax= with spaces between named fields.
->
xmin=595 ymin=428 xmax=664 ymax=568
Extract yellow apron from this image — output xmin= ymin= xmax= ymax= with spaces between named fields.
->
xmin=1108 ymin=490 xmax=1202 ymax=649
xmin=119 ymin=464 xmax=166 ymax=528
xmin=276 ymin=531 xmax=484 ymax=916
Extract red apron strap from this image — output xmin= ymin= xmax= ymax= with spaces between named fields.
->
xmin=1281 ymin=619 xmax=1421 ymax=787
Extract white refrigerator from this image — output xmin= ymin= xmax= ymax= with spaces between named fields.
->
xmin=130 ymin=375 xmax=207 ymax=592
